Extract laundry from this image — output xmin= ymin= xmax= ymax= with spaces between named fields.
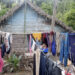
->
xmin=39 ymin=52 xmax=46 ymax=75
xmin=29 ymin=35 xmax=32 ymax=54
xmin=52 ymin=34 xmax=56 ymax=56
xmin=69 ymin=33 xmax=75 ymax=66
xmin=33 ymin=53 xmax=36 ymax=75
xmin=0 ymin=35 xmax=3 ymax=45
xmin=1 ymin=44 xmax=6 ymax=58
xmin=49 ymin=31 xmax=54 ymax=52
xmin=36 ymin=39 xmax=41 ymax=48
xmin=56 ymin=32 xmax=60 ymax=54
xmin=52 ymin=66 xmax=62 ymax=75
xmin=59 ymin=33 xmax=69 ymax=67
xmin=31 ymin=39 xmax=36 ymax=52
xmin=39 ymin=52 xmax=62 ymax=75
xmin=32 ymin=33 xmax=42 ymax=41
xmin=4 ymin=33 xmax=12 ymax=54
xmin=0 ymin=32 xmax=12 ymax=58
xmin=28 ymin=32 xmax=75 ymax=68
xmin=65 ymin=71 xmax=71 ymax=75
xmin=27 ymin=34 xmax=30 ymax=51
xmin=0 ymin=48 xmax=4 ymax=72
xmin=42 ymin=33 xmax=48 ymax=47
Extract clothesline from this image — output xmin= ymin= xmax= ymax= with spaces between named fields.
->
xmin=28 ymin=32 xmax=75 ymax=68
xmin=0 ymin=31 xmax=11 ymax=34
xmin=0 ymin=30 xmax=65 ymax=35
xmin=0 ymin=30 xmax=74 ymax=35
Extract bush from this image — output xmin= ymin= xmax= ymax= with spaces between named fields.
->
xmin=0 ymin=9 xmax=7 ymax=16
xmin=7 ymin=54 xmax=22 ymax=71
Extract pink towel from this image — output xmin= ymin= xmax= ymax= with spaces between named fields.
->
xmin=0 ymin=48 xmax=4 ymax=72
xmin=29 ymin=35 xmax=32 ymax=55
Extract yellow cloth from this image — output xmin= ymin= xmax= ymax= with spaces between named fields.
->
xmin=32 ymin=33 xmax=42 ymax=41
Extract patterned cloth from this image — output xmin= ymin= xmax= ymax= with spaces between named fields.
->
xmin=0 ymin=48 xmax=4 ymax=72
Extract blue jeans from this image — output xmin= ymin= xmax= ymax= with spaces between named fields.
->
xmin=60 ymin=33 xmax=69 ymax=67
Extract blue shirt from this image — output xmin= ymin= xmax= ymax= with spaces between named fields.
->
xmin=41 ymin=48 xmax=48 ymax=53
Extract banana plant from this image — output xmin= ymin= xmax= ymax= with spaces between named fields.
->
xmin=7 ymin=54 xmax=22 ymax=72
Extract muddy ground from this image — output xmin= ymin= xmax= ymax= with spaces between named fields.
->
xmin=1 ymin=71 xmax=33 ymax=75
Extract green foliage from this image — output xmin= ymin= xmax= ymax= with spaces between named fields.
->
xmin=0 ymin=3 xmax=9 ymax=17
xmin=64 ymin=9 xmax=75 ymax=30
xmin=40 ymin=0 xmax=75 ymax=30
xmin=7 ymin=54 xmax=22 ymax=71
xmin=0 ymin=9 xmax=7 ymax=16
xmin=1 ymin=4 xmax=6 ymax=9
xmin=71 ymin=3 xmax=75 ymax=9
xmin=12 ymin=3 xmax=17 ymax=8
xmin=34 ymin=0 xmax=46 ymax=6
xmin=57 ymin=12 xmax=63 ymax=20
xmin=41 ymin=2 xmax=53 ymax=15
xmin=56 ymin=0 xmax=75 ymax=30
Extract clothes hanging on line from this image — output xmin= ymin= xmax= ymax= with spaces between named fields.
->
xmin=32 ymin=33 xmax=42 ymax=41
xmin=28 ymin=31 xmax=56 ymax=54
xmin=56 ymin=32 xmax=60 ymax=54
xmin=49 ymin=31 xmax=54 ymax=51
xmin=1 ymin=44 xmax=6 ymax=58
xmin=39 ymin=52 xmax=62 ymax=75
xmin=59 ymin=33 xmax=69 ymax=67
xmin=0 ymin=32 xmax=12 ymax=58
xmin=29 ymin=34 xmax=32 ymax=54
xmin=69 ymin=33 xmax=75 ymax=66
xmin=4 ymin=33 xmax=12 ymax=54
xmin=52 ymin=33 xmax=56 ymax=56
xmin=28 ymin=32 xmax=75 ymax=67
xmin=27 ymin=33 xmax=49 ymax=52
xmin=42 ymin=33 xmax=48 ymax=47
xmin=39 ymin=52 xmax=46 ymax=75
xmin=31 ymin=39 xmax=36 ymax=52
xmin=0 ymin=35 xmax=3 ymax=45
xmin=0 ymin=48 xmax=4 ymax=72
xmin=33 ymin=53 xmax=36 ymax=75
xmin=27 ymin=34 xmax=30 ymax=51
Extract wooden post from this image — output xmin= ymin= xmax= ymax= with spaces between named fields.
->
xmin=24 ymin=0 xmax=27 ymax=44
xmin=24 ymin=0 xmax=27 ymax=34
xmin=51 ymin=0 xmax=58 ymax=31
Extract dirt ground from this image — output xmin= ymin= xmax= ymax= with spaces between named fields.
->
xmin=1 ymin=71 xmax=33 ymax=75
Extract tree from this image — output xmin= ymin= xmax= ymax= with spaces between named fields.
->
xmin=41 ymin=2 xmax=53 ymax=15
xmin=64 ymin=5 xmax=75 ymax=30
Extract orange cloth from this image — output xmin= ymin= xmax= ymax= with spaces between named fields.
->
xmin=32 ymin=33 xmax=42 ymax=41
